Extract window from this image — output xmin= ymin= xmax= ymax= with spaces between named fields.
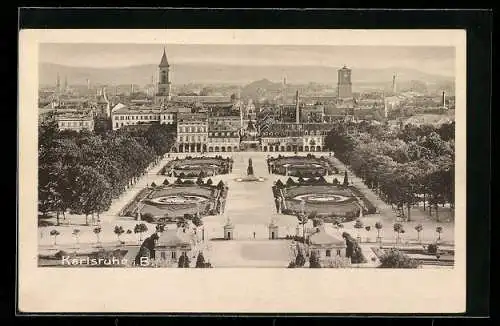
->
xmin=161 ymin=251 xmax=166 ymax=259
xmin=179 ymin=136 xmax=183 ymax=142
xmin=326 ymin=250 xmax=331 ymax=257
xmin=337 ymin=249 xmax=341 ymax=256
xmin=115 ymin=122 xmax=118 ymax=128
xmin=171 ymin=251 xmax=177 ymax=259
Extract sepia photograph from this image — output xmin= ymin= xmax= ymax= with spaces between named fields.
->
xmin=18 ymin=28 xmax=467 ymax=313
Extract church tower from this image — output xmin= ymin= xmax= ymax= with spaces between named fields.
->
xmin=337 ymin=65 xmax=353 ymax=100
xmin=155 ymin=48 xmax=172 ymax=105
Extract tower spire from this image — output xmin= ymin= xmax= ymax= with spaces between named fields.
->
xmin=159 ymin=46 xmax=169 ymax=67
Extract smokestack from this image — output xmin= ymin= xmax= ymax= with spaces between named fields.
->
xmin=56 ymin=73 xmax=60 ymax=91
xmin=295 ymin=90 xmax=300 ymax=124
xmin=131 ymin=84 xmax=134 ymax=94
xmin=383 ymin=92 xmax=388 ymax=119
xmin=442 ymin=91 xmax=446 ymax=108
xmin=392 ymin=74 xmax=397 ymax=93
xmin=87 ymin=79 xmax=90 ymax=90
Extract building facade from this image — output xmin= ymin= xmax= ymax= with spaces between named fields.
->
xmin=260 ymin=123 xmax=330 ymax=152
xmin=207 ymin=115 xmax=241 ymax=152
xmin=308 ymin=226 xmax=348 ymax=266
xmin=176 ymin=112 xmax=209 ymax=152
xmin=111 ymin=104 xmax=177 ymax=131
xmin=55 ymin=113 xmax=95 ymax=132
xmin=154 ymin=229 xmax=197 ymax=267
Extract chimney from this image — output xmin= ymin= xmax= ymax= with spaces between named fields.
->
xmin=295 ymin=90 xmax=300 ymax=124
xmin=392 ymin=74 xmax=397 ymax=93
xmin=442 ymin=91 xmax=446 ymax=108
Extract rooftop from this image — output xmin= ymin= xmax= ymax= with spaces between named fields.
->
xmin=309 ymin=226 xmax=346 ymax=246
xmin=156 ymin=229 xmax=194 ymax=248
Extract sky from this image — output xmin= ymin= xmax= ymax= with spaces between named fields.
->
xmin=39 ymin=43 xmax=455 ymax=77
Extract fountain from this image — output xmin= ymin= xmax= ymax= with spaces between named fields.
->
xmin=235 ymin=157 xmax=266 ymax=182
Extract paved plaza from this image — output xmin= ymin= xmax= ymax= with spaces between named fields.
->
xmin=38 ymin=151 xmax=455 ymax=267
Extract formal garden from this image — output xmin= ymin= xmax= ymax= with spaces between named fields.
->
xmin=120 ymin=177 xmax=228 ymax=223
xmin=159 ymin=155 xmax=233 ymax=178
xmin=272 ymin=172 xmax=377 ymax=223
xmin=267 ymin=154 xmax=338 ymax=177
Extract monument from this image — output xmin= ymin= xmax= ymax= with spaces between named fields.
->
xmin=235 ymin=157 xmax=266 ymax=182
xmin=247 ymin=158 xmax=254 ymax=176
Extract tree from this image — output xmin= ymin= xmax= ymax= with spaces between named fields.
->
xmin=427 ymin=243 xmax=438 ymax=255
xmin=150 ymin=182 xmax=157 ymax=188
xmin=415 ymin=224 xmax=423 ymax=242
xmin=196 ymin=175 xmax=204 ymax=186
xmin=156 ymin=223 xmax=166 ymax=233
xmin=163 ymin=178 xmax=170 ymax=185
xmin=50 ymin=229 xmax=60 ymax=245
xmin=134 ymin=223 xmax=148 ymax=242
xmin=114 ymin=225 xmax=125 ymax=243
xmin=72 ymin=229 xmax=81 ymax=246
xmin=286 ymin=177 xmax=295 ymax=187
xmin=192 ymin=214 xmax=203 ymax=227
xmin=93 ymin=227 xmax=102 ymax=244
xmin=378 ymin=249 xmax=420 ymax=268
xmin=141 ymin=212 xmax=155 ymax=223
xmin=393 ymin=223 xmax=404 ymax=245
xmin=206 ymin=178 xmax=213 ymax=186
xmin=175 ymin=177 xmax=183 ymax=184
xmin=178 ymin=252 xmax=190 ymax=268
xmin=295 ymin=249 xmax=306 ymax=267
xmin=217 ymin=180 xmax=225 ymax=190
xmin=343 ymin=170 xmax=349 ymax=186
xmin=195 ymin=252 xmax=207 ymax=268
xmin=70 ymin=165 xmax=112 ymax=225
xmin=275 ymin=179 xmax=284 ymax=189
xmin=436 ymin=226 xmax=443 ymax=241
xmin=309 ymin=251 xmax=321 ymax=268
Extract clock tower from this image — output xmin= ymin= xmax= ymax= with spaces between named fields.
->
xmin=337 ymin=65 xmax=353 ymax=100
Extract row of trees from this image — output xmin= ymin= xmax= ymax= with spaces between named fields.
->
xmin=324 ymin=121 xmax=455 ymax=221
xmin=48 ymin=222 xmax=149 ymax=246
xmin=39 ymin=121 xmax=176 ymax=225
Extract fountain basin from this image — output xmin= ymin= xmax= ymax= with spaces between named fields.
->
xmin=235 ymin=175 xmax=266 ymax=182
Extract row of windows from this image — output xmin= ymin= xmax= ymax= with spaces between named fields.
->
xmin=59 ymin=121 xmax=92 ymax=127
xmin=159 ymin=250 xmax=189 ymax=260
xmin=114 ymin=114 xmax=174 ymax=121
xmin=179 ymin=136 xmax=207 ymax=143
xmin=262 ymin=137 xmax=321 ymax=143
xmin=208 ymin=138 xmax=239 ymax=143
xmin=208 ymin=131 xmax=238 ymax=137
xmin=178 ymin=126 xmax=207 ymax=133
xmin=114 ymin=121 xmax=172 ymax=128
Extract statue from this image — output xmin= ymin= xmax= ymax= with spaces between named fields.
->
xmin=247 ymin=158 xmax=254 ymax=176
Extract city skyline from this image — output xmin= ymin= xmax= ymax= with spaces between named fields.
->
xmin=40 ymin=44 xmax=456 ymax=77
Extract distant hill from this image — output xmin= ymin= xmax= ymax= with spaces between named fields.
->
xmin=39 ymin=62 xmax=454 ymax=90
